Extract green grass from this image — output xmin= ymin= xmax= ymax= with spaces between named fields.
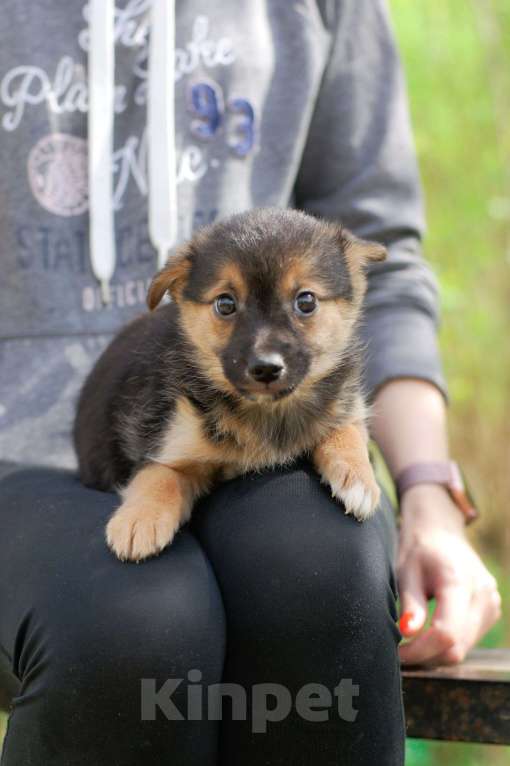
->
xmin=389 ymin=0 xmax=510 ymax=763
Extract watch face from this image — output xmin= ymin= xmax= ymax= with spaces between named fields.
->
xmin=449 ymin=463 xmax=479 ymax=523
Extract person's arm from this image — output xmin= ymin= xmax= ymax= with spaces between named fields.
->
xmin=294 ymin=0 xmax=501 ymax=664
xmin=372 ymin=379 xmax=501 ymax=665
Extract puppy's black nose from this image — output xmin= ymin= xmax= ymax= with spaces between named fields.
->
xmin=248 ymin=355 xmax=285 ymax=384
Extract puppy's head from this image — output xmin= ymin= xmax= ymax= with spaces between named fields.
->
xmin=147 ymin=209 xmax=386 ymax=401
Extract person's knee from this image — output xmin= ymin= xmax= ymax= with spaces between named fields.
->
xmin=194 ymin=462 xmax=398 ymax=646
xmin=68 ymin=582 xmax=220 ymax=682
xmin=267 ymin=517 xmax=396 ymax=649
xmin=16 ymin=532 xmax=226 ymax=721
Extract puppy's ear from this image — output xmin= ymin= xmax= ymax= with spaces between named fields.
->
xmin=339 ymin=228 xmax=387 ymax=265
xmin=147 ymin=247 xmax=192 ymax=310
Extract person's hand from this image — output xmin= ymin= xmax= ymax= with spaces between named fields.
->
xmin=397 ymin=484 xmax=502 ymax=666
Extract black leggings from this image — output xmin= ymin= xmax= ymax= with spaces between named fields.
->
xmin=0 ymin=462 xmax=404 ymax=766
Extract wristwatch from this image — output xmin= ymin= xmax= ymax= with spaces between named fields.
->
xmin=395 ymin=461 xmax=479 ymax=524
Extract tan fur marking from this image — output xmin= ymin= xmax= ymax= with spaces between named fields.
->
xmin=107 ymin=400 xmax=225 ymax=561
xmin=160 ymin=395 xmax=305 ymax=473
xmin=313 ymin=421 xmax=380 ymax=520
xmin=106 ymin=461 xmax=213 ymax=561
xmin=342 ymin=233 xmax=387 ymax=305
xmin=178 ymin=303 xmax=239 ymax=395
xmin=201 ymin=262 xmax=248 ymax=304
xmin=304 ymin=300 xmax=357 ymax=381
xmin=147 ymin=247 xmax=192 ymax=309
xmin=275 ymin=241 xmax=360 ymax=383
xmin=278 ymin=253 xmax=348 ymax=303
xmin=278 ymin=255 xmax=315 ymax=296
xmin=154 ymin=397 xmax=224 ymax=467
xmin=347 ymin=238 xmax=387 ymax=264
xmin=210 ymin=394 xmax=332 ymax=472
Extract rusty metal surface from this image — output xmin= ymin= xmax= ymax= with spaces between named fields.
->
xmin=403 ymin=648 xmax=510 ymax=682
xmin=403 ymin=649 xmax=510 ymax=744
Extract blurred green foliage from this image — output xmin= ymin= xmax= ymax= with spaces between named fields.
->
xmin=388 ymin=0 xmax=510 ymax=762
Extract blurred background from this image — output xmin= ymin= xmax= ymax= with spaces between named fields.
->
xmin=388 ymin=0 xmax=510 ymax=763
xmin=1 ymin=0 xmax=509 ymax=760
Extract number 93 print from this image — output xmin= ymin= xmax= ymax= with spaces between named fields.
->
xmin=187 ymin=80 xmax=255 ymax=157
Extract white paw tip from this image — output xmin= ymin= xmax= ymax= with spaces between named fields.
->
xmin=335 ymin=481 xmax=377 ymax=520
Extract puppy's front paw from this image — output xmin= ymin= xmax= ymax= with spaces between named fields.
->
xmin=324 ymin=462 xmax=380 ymax=521
xmin=106 ymin=502 xmax=179 ymax=562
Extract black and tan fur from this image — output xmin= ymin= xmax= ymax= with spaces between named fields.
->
xmin=74 ymin=208 xmax=386 ymax=561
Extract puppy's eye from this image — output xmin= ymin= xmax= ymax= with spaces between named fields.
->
xmin=294 ymin=291 xmax=317 ymax=316
xmin=214 ymin=293 xmax=237 ymax=317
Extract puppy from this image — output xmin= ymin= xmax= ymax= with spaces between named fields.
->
xmin=74 ymin=208 xmax=386 ymax=561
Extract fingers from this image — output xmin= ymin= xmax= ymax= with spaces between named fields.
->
xmin=398 ymin=565 xmax=428 ymax=638
xmin=433 ymin=579 xmax=502 ymax=665
xmin=431 ymin=580 xmax=473 ymax=640
xmin=400 ymin=576 xmax=502 ymax=667
xmin=399 ymin=623 xmax=456 ymax=665
xmin=399 ymin=580 xmax=470 ymax=665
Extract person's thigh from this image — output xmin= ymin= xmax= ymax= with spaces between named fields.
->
xmin=193 ymin=460 xmax=404 ymax=766
xmin=0 ymin=467 xmax=226 ymax=766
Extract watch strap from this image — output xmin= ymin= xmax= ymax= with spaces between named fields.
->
xmin=396 ymin=461 xmax=478 ymax=523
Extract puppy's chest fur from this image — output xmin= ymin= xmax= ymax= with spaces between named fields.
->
xmin=153 ymin=366 xmax=363 ymax=474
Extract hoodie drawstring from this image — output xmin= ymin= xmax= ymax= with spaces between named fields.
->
xmin=149 ymin=0 xmax=178 ymax=270
xmin=88 ymin=0 xmax=115 ymax=304
xmin=88 ymin=0 xmax=177 ymax=302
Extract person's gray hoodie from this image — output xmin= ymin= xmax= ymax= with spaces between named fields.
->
xmin=0 ymin=0 xmax=445 ymax=469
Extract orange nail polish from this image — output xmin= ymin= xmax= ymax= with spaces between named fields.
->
xmin=399 ymin=611 xmax=415 ymax=636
